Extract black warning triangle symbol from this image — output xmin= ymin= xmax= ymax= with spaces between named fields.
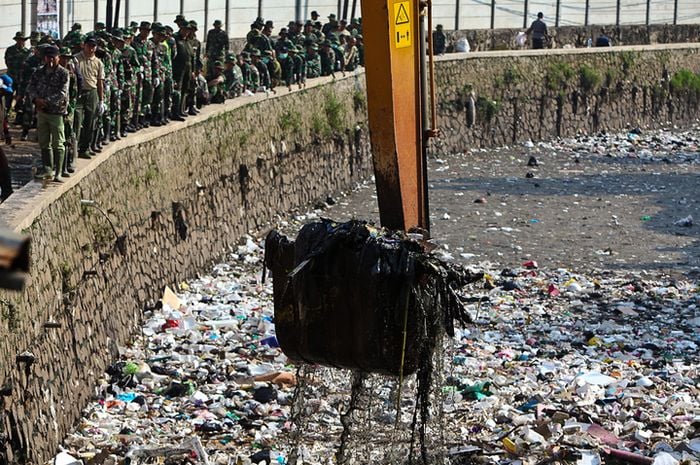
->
xmin=396 ymin=3 xmax=410 ymax=25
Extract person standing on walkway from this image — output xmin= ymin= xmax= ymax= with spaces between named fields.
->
xmin=4 ymin=32 xmax=31 ymax=114
xmin=526 ymin=12 xmax=549 ymax=50
xmin=205 ymin=20 xmax=229 ymax=76
xmin=26 ymin=45 xmax=69 ymax=181
xmin=74 ymin=36 xmax=105 ymax=159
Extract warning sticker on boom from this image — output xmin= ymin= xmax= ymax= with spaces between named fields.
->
xmin=394 ymin=1 xmax=412 ymax=48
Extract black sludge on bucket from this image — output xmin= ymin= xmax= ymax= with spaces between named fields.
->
xmin=264 ymin=219 xmax=482 ymax=376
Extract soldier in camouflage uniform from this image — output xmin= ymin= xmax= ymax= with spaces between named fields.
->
xmin=223 ymin=53 xmax=243 ymax=98
xmin=238 ymin=51 xmax=259 ymax=92
xmin=26 ymin=45 xmax=69 ymax=181
xmin=112 ymin=29 xmax=140 ymax=136
xmin=205 ymin=20 xmax=229 ymax=77
xmin=264 ymin=50 xmax=281 ymax=90
xmin=109 ymin=35 xmax=124 ymax=140
xmin=20 ymin=46 xmax=43 ymax=140
xmin=63 ymin=23 xmax=83 ymax=46
xmin=133 ymin=21 xmax=155 ymax=127
xmin=150 ymin=24 xmax=168 ymax=125
xmin=290 ymin=45 xmax=306 ymax=88
xmin=250 ymin=49 xmax=270 ymax=90
xmin=91 ymin=38 xmax=112 ymax=152
xmin=172 ymin=21 xmax=193 ymax=120
xmin=274 ymin=29 xmax=294 ymax=56
xmin=186 ymin=21 xmax=203 ymax=115
xmin=4 ymin=32 xmax=31 ymax=114
xmin=58 ymin=47 xmax=79 ymax=174
xmin=319 ymin=40 xmax=335 ymax=77
xmin=207 ymin=61 xmax=226 ymax=103
xmin=162 ymin=25 xmax=176 ymax=123
xmin=305 ymin=43 xmax=322 ymax=78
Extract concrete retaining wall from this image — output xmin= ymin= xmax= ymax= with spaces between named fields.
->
xmin=2 ymin=44 xmax=700 ymax=464
xmin=434 ymin=44 xmax=700 ymax=151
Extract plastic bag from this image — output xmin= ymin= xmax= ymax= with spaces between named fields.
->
xmin=516 ymin=31 xmax=527 ymax=47
xmin=454 ymin=37 xmax=470 ymax=53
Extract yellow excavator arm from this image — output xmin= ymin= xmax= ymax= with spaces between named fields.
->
xmin=362 ymin=0 xmax=433 ymax=233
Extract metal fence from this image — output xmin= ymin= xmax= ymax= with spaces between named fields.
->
xmin=2 ymin=0 xmax=700 ymax=69
xmin=438 ymin=0 xmax=698 ymax=31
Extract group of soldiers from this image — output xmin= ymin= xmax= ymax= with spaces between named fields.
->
xmin=1 ymin=12 xmax=365 ymax=180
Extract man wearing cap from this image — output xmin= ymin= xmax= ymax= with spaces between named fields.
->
xmin=432 ymin=24 xmax=446 ymax=55
xmin=150 ymin=25 xmax=168 ymax=125
xmin=133 ymin=21 xmax=155 ymax=128
xmin=4 ymin=32 xmax=31 ymax=114
xmin=246 ymin=20 xmax=264 ymax=45
xmin=26 ymin=45 xmax=69 ymax=181
xmin=172 ymin=21 xmax=194 ymax=120
xmin=223 ymin=54 xmax=243 ymax=98
xmin=206 ymin=20 xmax=229 ymax=76
xmin=239 ymin=51 xmax=259 ymax=93
xmin=305 ymin=43 xmax=322 ymax=78
xmin=63 ymin=23 xmax=83 ymax=45
xmin=206 ymin=61 xmax=226 ymax=103
xmin=263 ymin=50 xmax=281 ymax=90
xmin=74 ymin=36 xmax=105 ymax=158
xmin=250 ymin=49 xmax=270 ymax=90
xmin=323 ymin=14 xmax=338 ymax=37
xmin=185 ymin=21 xmax=203 ymax=115
xmin=310 ymin=11 xmax=322 ymax=30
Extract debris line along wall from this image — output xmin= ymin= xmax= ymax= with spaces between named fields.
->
xmin=0 ymin=74 xmax=371 ymax=465
xmin=434 ymin=45 xmax=700 ymax=151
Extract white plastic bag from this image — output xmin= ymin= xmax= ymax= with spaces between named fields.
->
xmin=516 ymin=31 xmax=527 ymax=47
xmin=454 ymin=37 xmax=470 ymax=53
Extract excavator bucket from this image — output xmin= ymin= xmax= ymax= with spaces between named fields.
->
xmin=264 ymin=221 xmax=479 ymax=376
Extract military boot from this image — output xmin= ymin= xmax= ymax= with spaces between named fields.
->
xmin=102 ymin=121 xmax=111 ymax=146
xmin=35 ymin=149 xmax=53 ymax=179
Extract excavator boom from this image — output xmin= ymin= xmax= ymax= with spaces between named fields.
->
xmin=362 ymin=0 xmax=429 ymax=232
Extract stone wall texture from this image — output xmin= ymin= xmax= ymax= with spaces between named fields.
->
xmin=434 ymin=46 xmax=700 ymax=151
xmin=1 ymin=45 xmax=700 ymax=464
